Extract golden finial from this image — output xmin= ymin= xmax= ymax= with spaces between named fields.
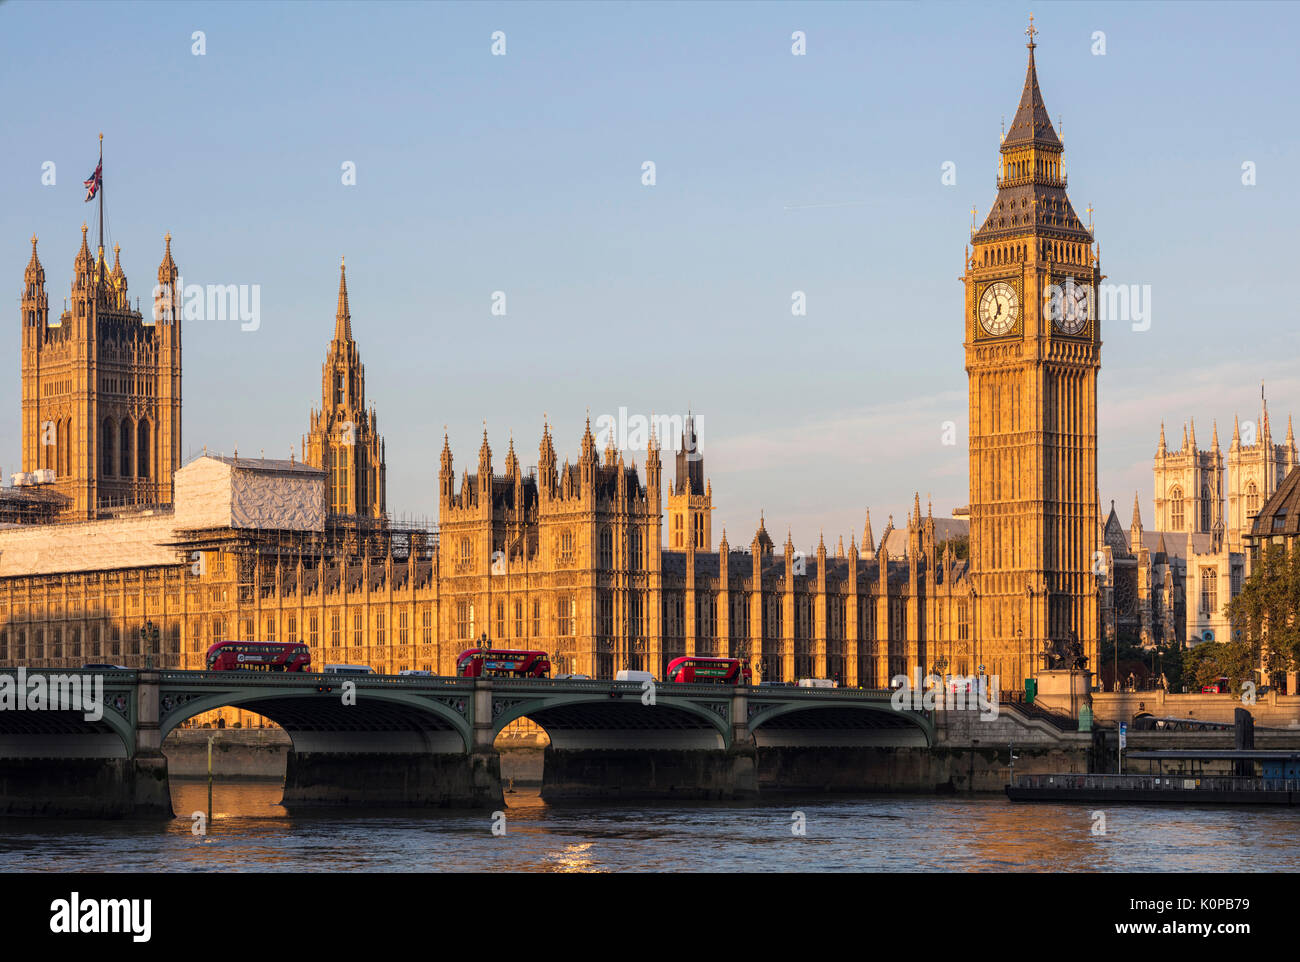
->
xmin=1086 ymin=203 xmax=1094 ymax=230
xmin=970 ymin=206 xmax=978 ymax=234
xmin=99 ymin=132 xmax=103 ymax=142
xmin=1026 ymin=13 xmax=1037 ymax=47
xmin=341 ymin=254 xmax=345 ymax=268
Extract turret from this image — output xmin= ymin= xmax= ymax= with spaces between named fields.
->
xmin=440 ymin=432 xmax=454 ymax=503
xmin=21 ymin=235 xmax=47 ymax=330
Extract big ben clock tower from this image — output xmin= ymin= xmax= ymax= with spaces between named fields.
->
xmin=964 ymin=18 xmax=1101 ymax=689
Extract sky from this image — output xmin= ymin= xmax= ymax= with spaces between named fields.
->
xmin=2 ymin=0 xmax=1298 ymax=552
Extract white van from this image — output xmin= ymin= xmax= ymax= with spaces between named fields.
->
xmin=797 ymin=678 xmax=836 ymax=688
xmin=398 ymin=669 xmax=433 ymax=676
xmin=615 ymin=669 xmax=655 ymax=683
xmin=322 ymin=664 xmax=375 ymax=675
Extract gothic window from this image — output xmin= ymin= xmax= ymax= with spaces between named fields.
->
xmin=496 ymin=602 xmax=505 ymax=640
xmin=599 ymin=527 xmax=613 ymax=568
xmin=1200 ymin=568 xmax=1218 ymax=617
xmin=559 ymin=529 xmax=573 ymax=562
xmin=137 ymin=420 xmax=150 ymax=479
xmin=629 ymin=529 xmax=642 ymax=571
xmin=120 ymin=417 xmax=133 ymax=478
xmin=599 ymin=592 xmax=613 ymax=636
xmin=459 ymin=537 xmax=471 ymax=565
xmin=101 ymin=419 xmax=115 ymax=476
xmin=674 ymin=513 xmax=683 ymax=548
xmin=630 ymin=593 xmax=643 ymax=638
xmin=558 ymin=597 xmax=574 ymax=637
xmin=456 ymin=601 xmax=469 ymax=640
xmin=1200 ymin=486 xmax=1212 ymax=530
xmin=1169 ymin=487 xmax=1184 ymax=530
xmin=514 ymin=601 xmax=523 ymax=638
xmin=1246 ymin=482 xmax=1260 ymax=516
xmin=532 ymin=600 xmax=541 ymax=638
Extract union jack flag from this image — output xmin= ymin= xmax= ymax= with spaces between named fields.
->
xmin=83 ymin=160 xmax=102 ymax=202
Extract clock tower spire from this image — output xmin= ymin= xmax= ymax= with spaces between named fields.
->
xmin=963 ymin=19 xmax=1102 ymax=690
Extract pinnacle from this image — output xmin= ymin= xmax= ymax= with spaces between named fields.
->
xmin=334 ymin=258 xmax=352 ymax=342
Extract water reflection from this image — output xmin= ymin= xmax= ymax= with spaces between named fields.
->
xmin=0 ymin=778 xmax=1297 ymax=872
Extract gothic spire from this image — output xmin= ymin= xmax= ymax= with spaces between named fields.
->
xmin=157 ymin=232 xmax=177 ymax=285
xmin=1003 ymin=15 xmax=1061 ymax=148
xmin=1157 ymin=421 xmax=1167 ymax=456
xmin=24 ymin=234 xmax=43 ymax=284
xmin=334 ymin=256 xmax=352 ymax=342
xmin=74 ymin=222 xmax=93 ymax=277
xmin=1131 ymin=491 xmax=1143 ymax=530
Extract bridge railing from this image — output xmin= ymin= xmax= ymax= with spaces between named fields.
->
xmin=1015 ymin=773 xmax=1299 ymax=794
xmin=158 ymin=670 xmax=476 ymax=689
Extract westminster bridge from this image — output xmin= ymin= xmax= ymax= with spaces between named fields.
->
xmin=0 ymin=669 xmax=934 ymax=817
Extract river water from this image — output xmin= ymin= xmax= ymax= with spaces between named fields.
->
xmin=3 ymin=780 xmax=1299 ymax=872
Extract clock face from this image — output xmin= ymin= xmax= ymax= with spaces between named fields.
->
xmin=979 ymin=281 xmax=1018 ymax=336
xmin=1053 ymin=281 xmax=1092 ymax=335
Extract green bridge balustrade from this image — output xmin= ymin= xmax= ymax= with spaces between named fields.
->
xmin=0 ymin=668 xmax=933 ymax=817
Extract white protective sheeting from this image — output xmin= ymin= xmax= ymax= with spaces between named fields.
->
xmin=0 ymin=456 xmax=325 ymax=577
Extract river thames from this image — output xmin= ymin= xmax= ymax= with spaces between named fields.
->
xmin=2 ymin=781 xmax=1298 ymax=872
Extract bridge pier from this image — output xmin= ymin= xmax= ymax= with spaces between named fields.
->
xmin=540 ymin=745 xmax=759 ymax=801
xmin=281 ymin=750 xmax=502 ymax=809
xmin=0 ymin=756 xmax=172 ymax=819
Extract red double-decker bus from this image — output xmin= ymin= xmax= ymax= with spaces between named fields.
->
xmin=456 ymin=648 xmax=550 ymax=678
xmin=666 ymin=656 xmax=752 ymax=685
xmin=206 ymin=641 xmax=312 ymax=672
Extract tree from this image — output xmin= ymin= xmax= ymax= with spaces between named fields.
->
xmin=1225 ymin=542 xmax=1300 ymax=685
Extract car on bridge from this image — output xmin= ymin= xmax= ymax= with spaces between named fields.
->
xmin=322 ymin=664 xmax=376 ymax=675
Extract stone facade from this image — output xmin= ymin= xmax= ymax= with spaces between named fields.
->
xmin=962 ymin=29 xmax=1101 ymax=684
xmin=1 ymin=28 xmax=1108 ymax=695
xmin=20 ymin=228 xmax=181 ymax=519
xmin=1100 ymin=403 xmax=1295 ymax=650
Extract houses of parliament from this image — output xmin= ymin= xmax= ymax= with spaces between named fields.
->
xmin=1 ymin=27 xmax=1170 ymax=694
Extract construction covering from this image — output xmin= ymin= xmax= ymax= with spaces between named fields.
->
xmin=0 ymin=456 xmax=325 ymax=577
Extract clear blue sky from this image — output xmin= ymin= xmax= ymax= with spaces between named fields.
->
xmin=2 ymin=1 xmax=1297 ymax=550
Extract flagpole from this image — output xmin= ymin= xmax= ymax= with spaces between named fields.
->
xmin=97 ymin=132 xmax=104 ymax=291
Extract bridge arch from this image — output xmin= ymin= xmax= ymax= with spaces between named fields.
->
xmin=490 ymin=691 xmax=731 ymax=751
xmin=748 ymin=700 xmax=932 ymax=748
xmin=160 ymin=687 xmax=473 ymax=754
